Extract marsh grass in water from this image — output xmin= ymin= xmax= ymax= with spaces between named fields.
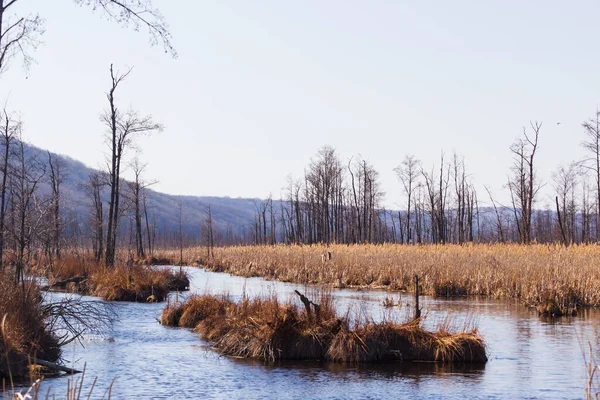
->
xmin=161 ymin=292 xmax=487 ymax=364
xmin=37 ymin=255 xmax=189 ymax=302
xmin=152 ymin=243 xmax=599 ymax=313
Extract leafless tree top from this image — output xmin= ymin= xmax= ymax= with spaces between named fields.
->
xmin=0 ymin=0 xmax=176 ymax=75
xmin=74 ymin=0 xmax=176 ymax=57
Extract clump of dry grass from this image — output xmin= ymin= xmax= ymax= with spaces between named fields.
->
xmin=0 ymin=274 xmax=60 ymax=379
xmin=161 ymin=294 xmax=231 ymax=328
xmin=153 ymin=243 xmax=600 ymax=311
xmin=34 ymin=252 xmax=190 ymax=302
xmin=161 ymin=292 xmax=487 ymax=364
xmin=91 ymin=265 xmax=185 ymax=302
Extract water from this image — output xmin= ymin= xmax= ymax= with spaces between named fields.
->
xmin=34 ymin=267 xmax=599 ymax=399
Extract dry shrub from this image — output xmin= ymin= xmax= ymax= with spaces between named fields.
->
xmin=0 ymin=274 xmax=60 ymax=379
xmin=167 ymin=268 xmax=191 ymax=291
xmin=161 ymin=292 xmax=487 ymax=364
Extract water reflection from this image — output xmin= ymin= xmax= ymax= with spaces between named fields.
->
xmin=33 ymin=267 xmax=599 ymax=399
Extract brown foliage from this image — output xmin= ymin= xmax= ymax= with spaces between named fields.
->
xmin=0 ymin=274 xmax=60 ymax=379
xmin=91 ymin=265 xmax=179 ymax=302
xmin=161 ymin=293 xmax=486 ymax=364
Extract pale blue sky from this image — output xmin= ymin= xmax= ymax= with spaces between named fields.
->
xmin=1 ymin=1 xmax=598 ymax=208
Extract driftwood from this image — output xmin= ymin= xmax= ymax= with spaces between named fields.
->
xmin=294 ymin=290 xmax=321 ymax=321
xmin=32 ymin=358 xmax=81 ymax=374
xmin=41 ymin=276 xmax=86 ymax=291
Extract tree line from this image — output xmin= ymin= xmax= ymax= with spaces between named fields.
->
xmin=244 ymin=120 xmax=600 ymax=247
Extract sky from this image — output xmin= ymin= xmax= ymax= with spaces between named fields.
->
xmin=1 ymin=1 xmax=599 ymax=209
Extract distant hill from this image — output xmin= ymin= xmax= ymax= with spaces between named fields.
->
xmin=21 ymin=141 xmax=528 ymax=245
xmin=22 ymin=141 xmax=275 ymax=241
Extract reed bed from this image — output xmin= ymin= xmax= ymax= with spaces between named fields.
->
xmin=39 ymin=254 xmax=189 ymax=302
xmin=153 ymin=243 xmax=600 ymax=312
xmin=91 ymin=265 xmax=189 ymax=302
xmin=161 ymin=293 xmax=487 ymax=364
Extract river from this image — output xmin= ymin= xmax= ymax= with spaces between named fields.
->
xmin=35 ymin=267 xmax=599 ymax=399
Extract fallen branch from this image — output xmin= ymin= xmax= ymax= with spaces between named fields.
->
xmin=32 ymin=358 xmax=81 ymax=374
xmin=41 ymin=276 xmax=87 ymax=291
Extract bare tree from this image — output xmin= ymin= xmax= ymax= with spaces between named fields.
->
xmin=508 ymin=122 xmax=542 ymax=244
xmin=47 ymin=151 xmax=63 ymax=260
xmin=125 ymin=158 xmax=155 ymax=259
xmin=10 ymin=139 xmax=45 ymax=285
xmin=84 ymin=172 xmax=106 ymax=262
xmin=203 ymin=205 xmax=214 ymax=262
xmin=394 ymin=155 xmax=420 ymax=244
xmin=0 ymin=0 xmax=42 ymax=75
xmin=0 ymin=109 xmax=16 ymax=269
xmin=103 ymin=64 xmax=162 ymax=266
xmin=0 ymin=0 xmax=175 ymax=76
xmin=553 ymin=163 xmax=578 ymax=244
xmin=582 ymin=110 xmax=600 ymax=241
xmin=485 ymin=186 xmax=504 ymax=243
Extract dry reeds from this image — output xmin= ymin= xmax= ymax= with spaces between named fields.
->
xmin=161 ymin=293 xmax=487 ymax=364
xmin=152 ymin=243 xmax=600 ymax=312
xmin=91 ymin=265 xmax=186 ymax=302
xmin=35 ymin=252 xmax=190 ymax=302
xmin=0 ymin=274 xmax=60 ymax=379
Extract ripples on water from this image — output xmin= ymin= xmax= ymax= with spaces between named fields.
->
xmin=35 ymin=268 xmax=598 ymax=399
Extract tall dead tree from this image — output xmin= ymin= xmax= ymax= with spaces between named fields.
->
xmin=10 ymin=139 xmax=45 ymax=285
xmin=126 ymin=158 xmax=155 ymax=259
xmin=553 ymin=163 xmax=578 ymax=244
xmin=142 ymin=190 xmax=152 ymax=256
xmin=305 ymin=146 xmax=344 ymax=244
xmin=582 ymin=110 xmax=600 ymax=241
xmin=0 ymin=109 xmax=16 ymax=269
xmin=103 ymin=64 xmax=162 ymax=266
xmin=84 ymin=172 xmax=106 ymax=262
xmin=508 ymin=122 xmax=542 ymax=244
xmin=47 ymin=151 xmax=63 ymax=260
xmin=203 ymin=205 xmax=215 ymax=261
xmin=394 ymin=155 xmax=420 ymax=244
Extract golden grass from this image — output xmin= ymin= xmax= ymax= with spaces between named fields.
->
xmin=161 ymin=293 xmax=487 ymax=364
xmin=0 ymin=274 xmax=60 ymax=379
xmin=152 ymin=243 xmax=600 ymax=311
xmin=37 ymin=254 xmax=190 ymax=302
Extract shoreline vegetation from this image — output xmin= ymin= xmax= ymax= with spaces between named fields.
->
xmin=1 ymin=255 xmax=188 ymax=380
xmin=0 ymin=275 xmax=60 ymax=380
xmin=149 ymin=243 xmax=596 ymax=316
xmin=39 ymin=255 xmax=190 ymax=302
xmin=160 ymin=292 xmax=487 ymax=364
